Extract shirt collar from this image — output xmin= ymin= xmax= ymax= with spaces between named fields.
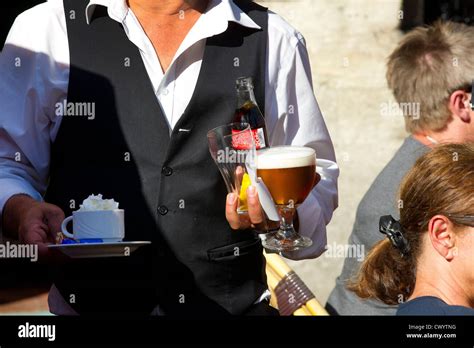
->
xmin=85 ymin=0 xmax=261 ymax=30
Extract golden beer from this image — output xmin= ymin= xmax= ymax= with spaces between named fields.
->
xmin=256 ymin=146 xmax=316 ymax=206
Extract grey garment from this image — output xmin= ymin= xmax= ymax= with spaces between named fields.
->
xmin=48 ymin=284 xmax=78 ymax=316
xmin=327 ymin=136 xmax=427 ymax=315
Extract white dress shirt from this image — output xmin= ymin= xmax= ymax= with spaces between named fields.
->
xmin=0 ymin=0 xmax=338 ymax=261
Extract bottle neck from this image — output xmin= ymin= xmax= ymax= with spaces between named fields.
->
xmin=236 ymin=88 xmax=257 ymax=108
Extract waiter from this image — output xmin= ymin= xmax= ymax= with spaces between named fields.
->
xmin=0 ymin=0 xmax=339 ymax=315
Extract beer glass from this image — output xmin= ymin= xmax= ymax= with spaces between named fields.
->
xmin=257 ymin=146 xmax=317 ymax=251
xmin=207 ymin=123 xmax=256 ymax=214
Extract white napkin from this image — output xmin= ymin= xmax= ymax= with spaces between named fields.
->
xmin=245 ymin=150 xmax=280 ymax=221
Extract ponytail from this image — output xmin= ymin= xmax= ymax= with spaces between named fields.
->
xmin=349 ymin=143 xmax=474 ymax=306
xmin=348 ymin=239 xmax=415 ymax=305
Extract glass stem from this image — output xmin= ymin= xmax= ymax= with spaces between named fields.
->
xmin=277 ymin=204 xmax=297 ymax=240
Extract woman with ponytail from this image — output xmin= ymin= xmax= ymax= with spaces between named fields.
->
xmin=349 ymin=143 xmax=474 ymax=315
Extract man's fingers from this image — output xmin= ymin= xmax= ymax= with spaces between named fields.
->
xmin=19 ymin=220 xmax=47 ymax=242
xmin=226 ymin=189 xmax=264 ymax=231
xmin=28 ymin=224 xmax=49 ymax=243
xmin=21 ymin=223 xmax=51 ymax=257
xmin=43 ymin=204 xmax=65 ymax=243
xmin=12 ymin=200 xmax=64 ymax=259
xmin=225 ymin=193 xmax=241 ymax=230
xmin=247 ymin=186 xmax=266 ymax=230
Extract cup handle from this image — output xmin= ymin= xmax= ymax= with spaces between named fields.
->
xmin=61 ymin=216 xmax=74 ymax=239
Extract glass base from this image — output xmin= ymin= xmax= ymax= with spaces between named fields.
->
xmin=262 ymin=232 xmax=313 ymax=252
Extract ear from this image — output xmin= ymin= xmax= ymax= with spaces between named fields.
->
xmin=428 ymin=215 xmax=458 ymax=261
xmin=448 ymin=91 xmax=472 ymax=123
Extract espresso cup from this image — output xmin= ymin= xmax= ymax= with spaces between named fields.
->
xmin=61 ymin=209 xmax=125 ymax=242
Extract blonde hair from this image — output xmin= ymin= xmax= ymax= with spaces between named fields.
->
xmin=349 ymin=143 xmax=474 ymax=305
xmin=387 ymin=21 xmax=474 ymax=133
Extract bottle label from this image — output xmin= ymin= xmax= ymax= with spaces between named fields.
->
xmin=253 ymin=128 xmax=266 ymax=149
xmin=232 ymin=128 xmax=266 ymax=150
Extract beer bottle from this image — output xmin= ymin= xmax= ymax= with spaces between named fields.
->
xmin=233 ymin=77 xmax=269 ymax=149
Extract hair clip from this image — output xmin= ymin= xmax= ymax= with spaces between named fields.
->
xmin=379 ymin=215 xmax=410 ymax=257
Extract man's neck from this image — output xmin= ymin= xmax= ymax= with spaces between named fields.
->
xmin=127 ymin=0 xmax=207 ymax=17
xmin=411 ymin=133 xmax=433 ymax=147
xmin=125 ymin=0 xmax=209 ymax=73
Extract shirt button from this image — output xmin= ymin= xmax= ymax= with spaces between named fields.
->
xmin=161 ymin=166 xmax=173 ymax=176
xmin=158 ymin=205 xmax=168 ymax=216
xmin=161 ymin=88 xmax=169 ymax=96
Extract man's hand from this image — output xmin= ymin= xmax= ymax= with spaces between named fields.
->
xmin=3 ymin=194 xmax=65 ymax=256
xmin=225 ymin=186 xmax=268 ymax=232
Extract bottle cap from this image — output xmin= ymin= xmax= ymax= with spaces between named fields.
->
xmin=236 ymin=76 xmax=254 ymax=90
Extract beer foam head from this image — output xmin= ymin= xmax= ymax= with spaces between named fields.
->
xmin=257 ymin=146 xmax=316 ymax=169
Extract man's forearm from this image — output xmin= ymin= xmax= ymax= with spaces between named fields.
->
xmin=1 ymin=194 xmax=36 ymax=239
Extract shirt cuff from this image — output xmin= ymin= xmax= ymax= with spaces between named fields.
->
xmin=0 ymin=178 xmax=43 ymax=220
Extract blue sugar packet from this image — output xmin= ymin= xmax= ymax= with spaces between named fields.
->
xmin=60 ymin=238 xmax=103 ymax=244
xmin=61 ymin=239 xmax=78 ymax=245
xmin=79 ymin=239 xmax=103 ymax=243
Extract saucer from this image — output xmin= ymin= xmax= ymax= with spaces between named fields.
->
xmin=48 ymin=241 xmax=151 ymax=258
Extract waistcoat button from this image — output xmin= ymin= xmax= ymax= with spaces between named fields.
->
xmin=158 ymin=205 xmax=169 ymax=215
xmin=162 ymin=166 xmax=173 ymax=176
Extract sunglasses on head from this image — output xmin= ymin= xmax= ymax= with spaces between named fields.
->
xmin=447 ymin=214 xmax=474 ymax=228
xmin=471 ymin=81 xmax=474 ymax=111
